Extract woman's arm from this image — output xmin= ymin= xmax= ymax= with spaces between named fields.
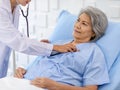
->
xmin=30 ymin=77 xmax=98 ymax=90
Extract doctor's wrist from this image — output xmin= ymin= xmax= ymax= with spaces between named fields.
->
xmin=53 ymin=45 xmax=59 ymax=51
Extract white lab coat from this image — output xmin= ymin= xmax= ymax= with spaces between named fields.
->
xmin=0 ymin=0 xmax=53 ymax=78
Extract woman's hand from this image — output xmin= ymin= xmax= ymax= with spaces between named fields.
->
xmin=53 ymin=43 xmax=77 ymax=53
xmin=31 ymin=77 xmax=98 ymax=90
xmin=31 ymin=77 xmax=58 ymax=90
xmin=14 ymin=67 xmax=26 ymax=78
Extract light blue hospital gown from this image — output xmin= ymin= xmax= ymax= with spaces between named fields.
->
xmin=24 ymin=42 xmax=109 ymax=86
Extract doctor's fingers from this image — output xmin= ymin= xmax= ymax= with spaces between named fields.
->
xmin=40 ymin=39 xmax=50 ymax=43
xmin=64 ymin=44 xmax=77 ymax=52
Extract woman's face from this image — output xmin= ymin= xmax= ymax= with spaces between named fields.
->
xmin=73 ymin=13 xmax=95 ymax=42
xmin=17 ymin=0 xmax=31 ymax=6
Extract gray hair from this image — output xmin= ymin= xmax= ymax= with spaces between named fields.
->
xmin=79 ymin=6 xmax=108 ymax=41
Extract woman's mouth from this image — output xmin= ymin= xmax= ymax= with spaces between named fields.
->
xmin=74 ymin=29 xmax=81 ymax=33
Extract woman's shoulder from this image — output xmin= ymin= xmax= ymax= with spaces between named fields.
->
xmin=76 ymin=42 xmax=97 ymax=49
xmin=77 ymin=42 xmax=103 ymax=53
xmin=88 ymin=42 xmax=103 ymax=53
xmin=89 ymin=43 xmax=105 ymax=57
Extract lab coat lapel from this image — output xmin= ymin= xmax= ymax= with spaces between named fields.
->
xmin=0 ymin=0 xmax=12 ymax=12
xmin=13 ymin=6 xmax=20 ymax=29
xmin=0 ymin=0 xmax=20 ymax=28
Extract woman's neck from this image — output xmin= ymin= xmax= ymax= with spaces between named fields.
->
xmin=72 ymin=38 xmax=90 ymax=45
xmin=10 ymin=0 xmax=17 ymax=13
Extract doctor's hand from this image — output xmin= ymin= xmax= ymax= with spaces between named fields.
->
xmin=31 ymin=77 xmax=58 ymax=89
xmin=53 ymin=43 xmax=77 ymax=53
xmin=14 ymin=67 xmax=26 ymax=78
xmin=40 ymin=39 xmax=50 ymax=43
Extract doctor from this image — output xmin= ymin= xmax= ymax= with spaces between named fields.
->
xmin=0 ymin=0 xmax=76 ymax=78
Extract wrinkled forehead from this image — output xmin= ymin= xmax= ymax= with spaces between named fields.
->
xmin=78 ymin=13 xmax=92 ymax=25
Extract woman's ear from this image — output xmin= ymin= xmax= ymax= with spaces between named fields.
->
xmin=92 ymin=32 xmax=96 ymax=38
xmin=90 ymin=32 xmax=96 ymax=41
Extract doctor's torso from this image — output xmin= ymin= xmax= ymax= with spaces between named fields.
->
xmin=0 ymin=0 xmax=20 ymax=77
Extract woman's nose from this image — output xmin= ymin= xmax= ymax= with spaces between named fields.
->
xmin=76 ymin=23 xmax=81 ymax=29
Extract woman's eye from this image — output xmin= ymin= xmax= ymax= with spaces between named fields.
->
xmin=83 ymin=23 xmax=87 ymax=26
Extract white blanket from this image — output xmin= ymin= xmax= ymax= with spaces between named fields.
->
xmin=0 ymin=77 xmax=44 ymax=90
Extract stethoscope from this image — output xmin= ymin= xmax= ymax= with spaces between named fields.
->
xmin=19 ymin=4 xmax=30 ymax=37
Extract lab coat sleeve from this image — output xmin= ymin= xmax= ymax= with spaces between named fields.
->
xmin=0 ymin=8 xmax=53 ymax=56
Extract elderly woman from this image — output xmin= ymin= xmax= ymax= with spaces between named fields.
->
xmin=14 ymin=6 xmax=109 ymax=90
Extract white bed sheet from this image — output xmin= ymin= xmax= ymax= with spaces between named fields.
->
xmin=0 ymin=77 xmax=44 ymax=90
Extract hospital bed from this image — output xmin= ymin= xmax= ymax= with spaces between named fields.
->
xmin=0 ymin=10 xmax=120 ymax=90
xmin=48 ymin=10 xmax=120 ymax=90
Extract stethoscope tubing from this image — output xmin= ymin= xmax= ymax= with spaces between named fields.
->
xmin=19 ymin=4 xmax=29 ymax=37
